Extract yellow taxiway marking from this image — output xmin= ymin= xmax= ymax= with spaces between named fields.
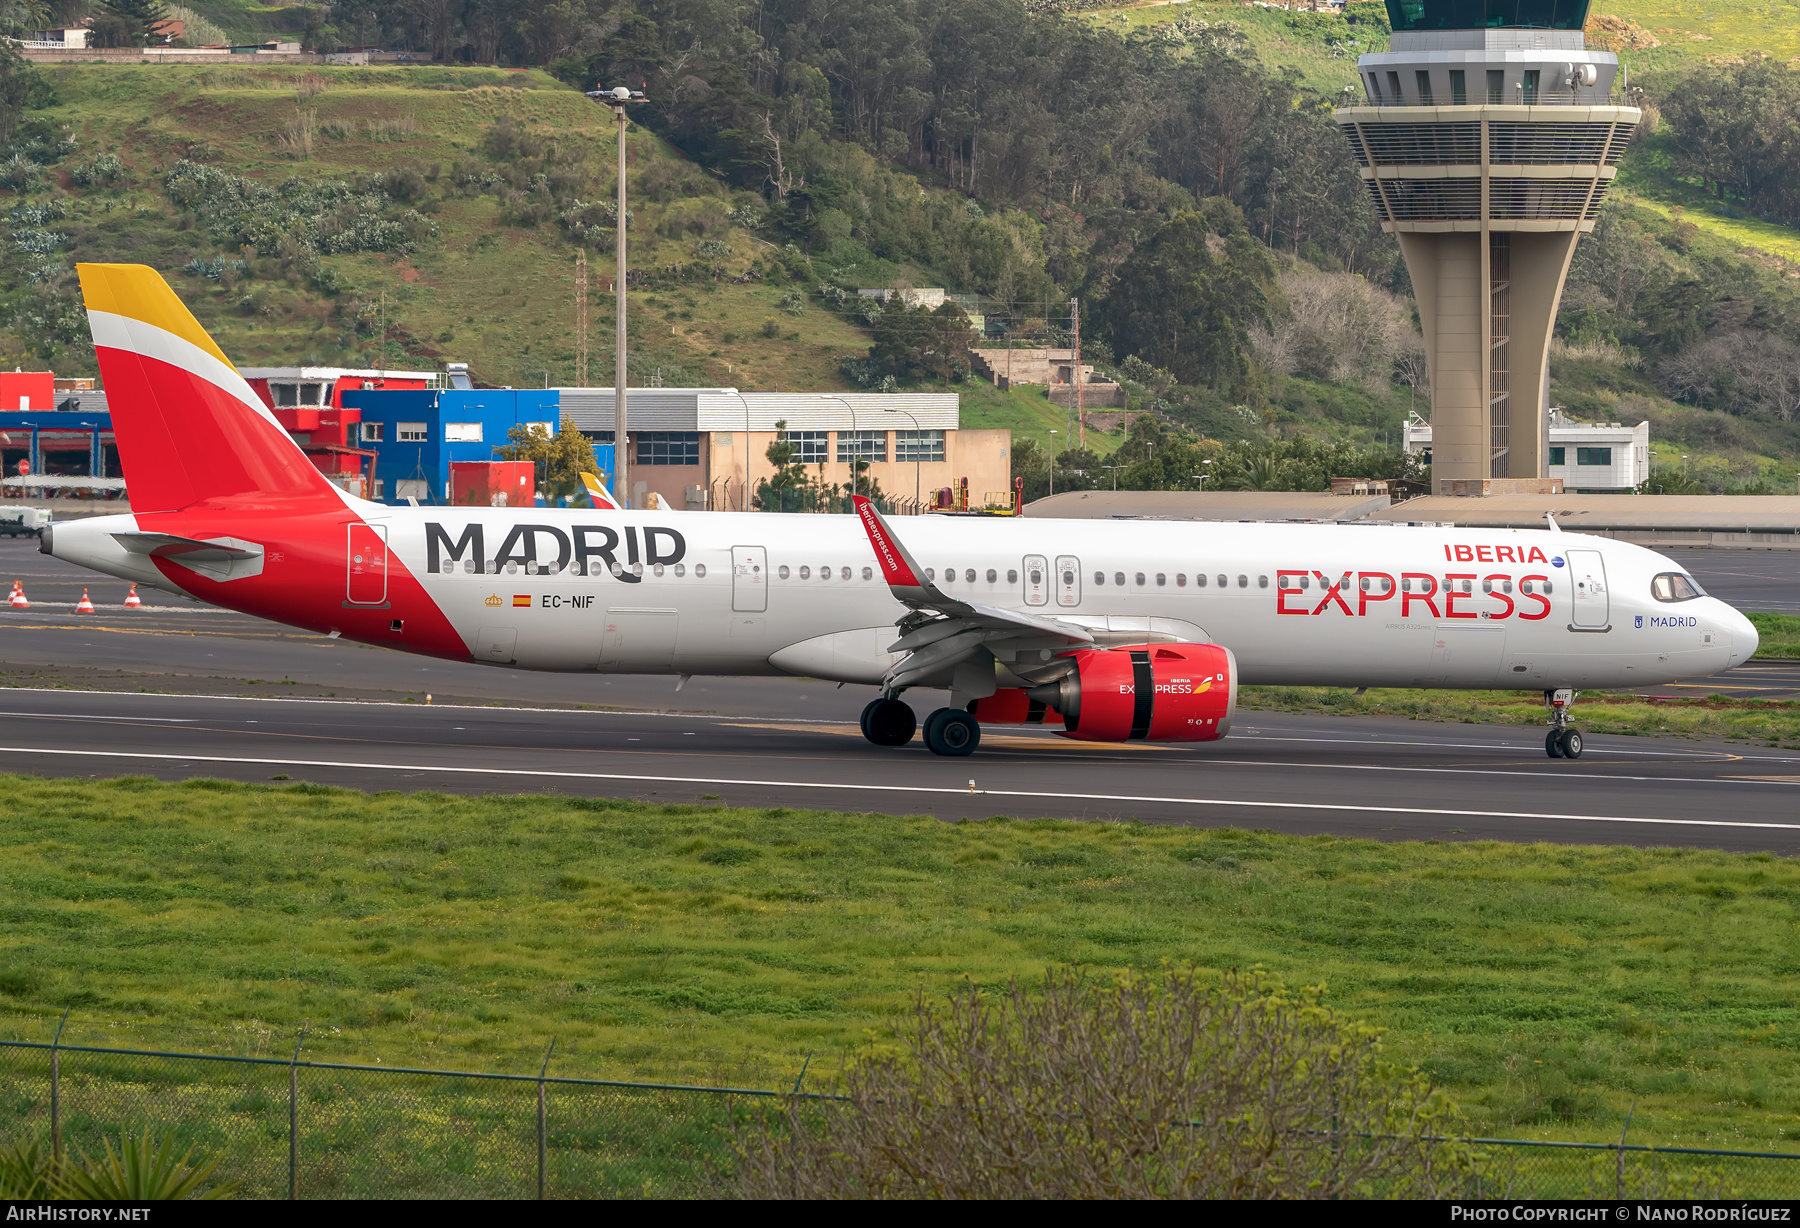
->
xmin=1725 ymin=775 xmax=1800 ymax=784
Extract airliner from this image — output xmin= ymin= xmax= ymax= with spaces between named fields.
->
xmin=43 ymin=263 xmax=1758 ymax=760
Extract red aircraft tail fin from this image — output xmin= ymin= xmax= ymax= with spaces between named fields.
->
xmin=77 ymin=263 xmax=348 ymax=514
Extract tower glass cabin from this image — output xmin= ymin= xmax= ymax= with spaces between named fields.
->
xmin=1336 ymin=0 xmax=1637 ymax=491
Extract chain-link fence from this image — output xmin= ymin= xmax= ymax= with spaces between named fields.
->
xmin=3 ymin=1035 xmax=1798 ymax=1199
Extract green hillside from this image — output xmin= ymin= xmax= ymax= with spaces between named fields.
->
xmin=0 ymin=65 xmax=880 ymax=395
xmin=4 ymin=0 xmax=1800 ymax=490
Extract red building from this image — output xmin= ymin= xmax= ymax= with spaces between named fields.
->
xmin=239 ymin=366 xmax=437 ymax=499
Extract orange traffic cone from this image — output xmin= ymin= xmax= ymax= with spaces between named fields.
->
xmin=10 ymin=582 xmax=26 ymax=610
xmin=75 ymin=588 xmax=95 ymax=614
xmin=123 ymin=584 xmax=142 ymax=609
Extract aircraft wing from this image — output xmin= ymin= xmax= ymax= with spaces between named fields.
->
xmin=851 ymin=494 xmax=1091 ymax=690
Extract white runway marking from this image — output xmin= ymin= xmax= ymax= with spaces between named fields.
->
xmin=1 ymin=745 xmax=1798 ymax=834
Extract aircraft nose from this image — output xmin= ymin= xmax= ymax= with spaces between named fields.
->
xmin=1724 ymin=603 xmax=1759 ymax=666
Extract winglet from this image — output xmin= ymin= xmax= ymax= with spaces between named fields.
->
xmin=1544 ymin=511 xmax=1562 ymax=534
xmin=581 ymin=472 xmax=620 ymax=510
xmin=852 ymin=494 xmax=954 ymax=608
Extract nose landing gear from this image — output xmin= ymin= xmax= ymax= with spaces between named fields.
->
xmin=1544 ymin=688 xmax=1583 ymax=759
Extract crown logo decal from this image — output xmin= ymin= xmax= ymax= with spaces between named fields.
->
xmin=485 ymin=593 xmax=502 ymax=607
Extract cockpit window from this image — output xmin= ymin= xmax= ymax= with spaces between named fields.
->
xmin=1651 ymin=572 xmax=1705 ymax=603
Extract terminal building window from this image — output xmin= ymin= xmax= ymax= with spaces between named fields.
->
xmin=788 ymin=431 xmax=828 ymax=463
xmin=1549 ymin=446 xmax=1564 ymax=465
xmin=397 ymin=422 xmax=427 ymax=442
xmin=271 ymin=382 xmax=325 ymax=407
xmin=445 ymin=422 xmax=483 ymax=442
xmin=638 ymin=432 xmax=701 ymax=465
xmin=1576 ymin=446 xmax=1612 ymax=466
xmin=837 ymin=430 xmax=886 ymax=462
xmin=896 ymin=430 xmax=946 ymax=463
xmin=361 ymin=422 xmax=384 ymax=443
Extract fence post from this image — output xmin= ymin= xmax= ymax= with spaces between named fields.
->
xmin=1616 ymin=1100 xmax=1636 ymax=1199
xmin=49 ymin=1007 xmax=70 ymax=1169
xmin=537 ymin=1038 xmax=557 ymax=1201
xmin=289 ymin=1023 xmax=308 ymax=1201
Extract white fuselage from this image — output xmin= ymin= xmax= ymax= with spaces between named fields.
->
xmin=50 ymin=506 xmax=1758 ymax=693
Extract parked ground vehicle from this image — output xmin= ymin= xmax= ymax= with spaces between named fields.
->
xmin=0 ymin=507 xmax=50 ymax=538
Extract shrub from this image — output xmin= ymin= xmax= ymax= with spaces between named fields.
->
xmin=779 ymin=289 xmax=806 ymax=317
xmin=729 ymin=967 xmax=1464 ymax=1199
xmin=69 ymin=153 xmax=125 ymax=187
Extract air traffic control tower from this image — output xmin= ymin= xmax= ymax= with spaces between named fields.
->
xmin=1336 ymin=0 xmax=1637 ymax=493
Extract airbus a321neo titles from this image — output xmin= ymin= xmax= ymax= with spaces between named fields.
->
xmin=45 ymin=264 xmax=1759 ymax=760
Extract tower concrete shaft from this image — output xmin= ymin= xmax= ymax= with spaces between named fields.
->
xmin=1337 ymin=26 xmax=1637 ymax=492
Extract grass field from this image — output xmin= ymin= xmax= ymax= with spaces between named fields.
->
xmin=1 ymin=775 xmax=1798 ymax=1148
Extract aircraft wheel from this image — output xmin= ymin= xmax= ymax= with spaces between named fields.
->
xmin=923 ymin=708 xmax=980 ymax=757
xmin=1544 ymin=730 xmax=1564 ymax=759
xmin=1557 ymin=728 xmax=1583 ymax=760
xmin=866 ymin=698 xmax=917 ymax=747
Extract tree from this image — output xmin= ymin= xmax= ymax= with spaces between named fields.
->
xmin=868 ymin=301 xmax=973 ymax=386
xmin=1096 ymin=206 xmax=1274 ymax=395
xmin=89 ymin=0 xmax=170 ymax=46
xmin=494 ymin=415 xmax=600 ymax=504
xmin=729 ymin=966 xmax=1463 ymax=1199
xmin=754 ymin=418 xmax=813 ymax=511
xmin=0 ymin=41 xmax=37 ymax=148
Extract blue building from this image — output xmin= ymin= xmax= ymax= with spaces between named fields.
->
xmin=339 ymin=388 xmax=564 ymax=506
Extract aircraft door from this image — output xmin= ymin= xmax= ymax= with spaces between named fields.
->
xmin=602 ymin=608 xmax=680 ymax=671
xmin=1023 ymin=554 xmax=1048 ymax=606
xmin=1565 ymin=549 xmax=1609 ymax=628
xmin=346 ymin=522 xmax=389 ymax=606
xmin=732 ymin=545 xmax=767 ymax=612
xmin=1055 ymin=555 xmax=1081 ymax=607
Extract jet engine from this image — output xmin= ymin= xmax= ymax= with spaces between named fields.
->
xmin=1009 ymin=642 xmax=1238 ymax=743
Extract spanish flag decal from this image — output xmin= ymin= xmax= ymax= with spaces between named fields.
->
xmin=513 ymin=594 xmax=532 ymax=608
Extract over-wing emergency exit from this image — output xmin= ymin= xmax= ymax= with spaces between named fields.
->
xmin=44 ymin=264 xmax=1759 ymax=759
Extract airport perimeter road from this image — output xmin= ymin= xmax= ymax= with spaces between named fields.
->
xmin=0 ymin=688 xmax=1796 ymax=853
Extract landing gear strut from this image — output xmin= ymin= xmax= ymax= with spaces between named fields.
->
xmin=860 ymin=697 xmax=917 ymax=747
xmin=1543 ymin=688 xmax=1583 ymax=759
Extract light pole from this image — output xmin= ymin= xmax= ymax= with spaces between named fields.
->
xmin=1104 ymin=464 xmax=1121 ymax=491
xmin=586 ymin=84 xmax=646 ymax=507
xmin=1047 ymin=429 xmax=1058 ymax=497
xmin=883 ymin=405 xmax=921 ymax=510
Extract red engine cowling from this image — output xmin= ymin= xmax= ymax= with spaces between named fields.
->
xmin=968 ymin=688 xmax=1061 ymax=725
xmin=1022 ymin=642 xmax=1236 ymax=743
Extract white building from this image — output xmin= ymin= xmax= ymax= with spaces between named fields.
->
xmin=1404 ymin=410 xmax=1649 ymax=493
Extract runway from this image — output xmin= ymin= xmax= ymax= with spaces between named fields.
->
xmin=1 ymin=687 xmax=1797 ymax=850
xmin=2 ymin=537 xmax=1797 ymax=852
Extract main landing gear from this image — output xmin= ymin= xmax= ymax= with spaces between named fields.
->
xmin=860 ymin=697 xmax=917 ymax=747
xmin=1543 ymin=688 xmax=1583 ymax=759
xmin=859 ymin=697 xmax=981 ymax=756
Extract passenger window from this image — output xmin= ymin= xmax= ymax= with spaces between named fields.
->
xmin=1237 ymin=575 xmax=1247 ymax=588
xmin=1216 ymin=575 xmax=1226 ymax=588
xmin=800 ymin=566 xmax=811 ymax=579
xmin=676 ymin=564 xmax=686 ymax=577
xmin=819 ymin=565 xmax=831 ymax=580
xmin=924 ymin=568 xmax=933 ymax=580
xmin=1007 ymin=569 xmax=1018 ymax=584
xmin=1156 ymin=573 xmax=1166 ymax=587
xmin=862 ymin=567 xmax=872 ymax=580
xmin=779 ymin=565 xmax=790 ymax=579
xmin=1258 ymin=576 xmax=1268 ymax=588
xmin=1135 ymin=572 xmax=1146 ymax=586
xmin=986 ymin=569 xmax=997 ymax=583
xmin=1114 ymin=572 xmax=1126 ymax=587
xmin=965 ymin=569 xmax=976 ymax=583
xmin=842 ymin=567 xmax=852 ymax=581
xmin=1176 ymin=574 xmax=1187 ymax=587
xmin=1094 ymin=571 xmax=1105 ymax=586
xmin=1196 ymin=574 xmax=1207 ymax=588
